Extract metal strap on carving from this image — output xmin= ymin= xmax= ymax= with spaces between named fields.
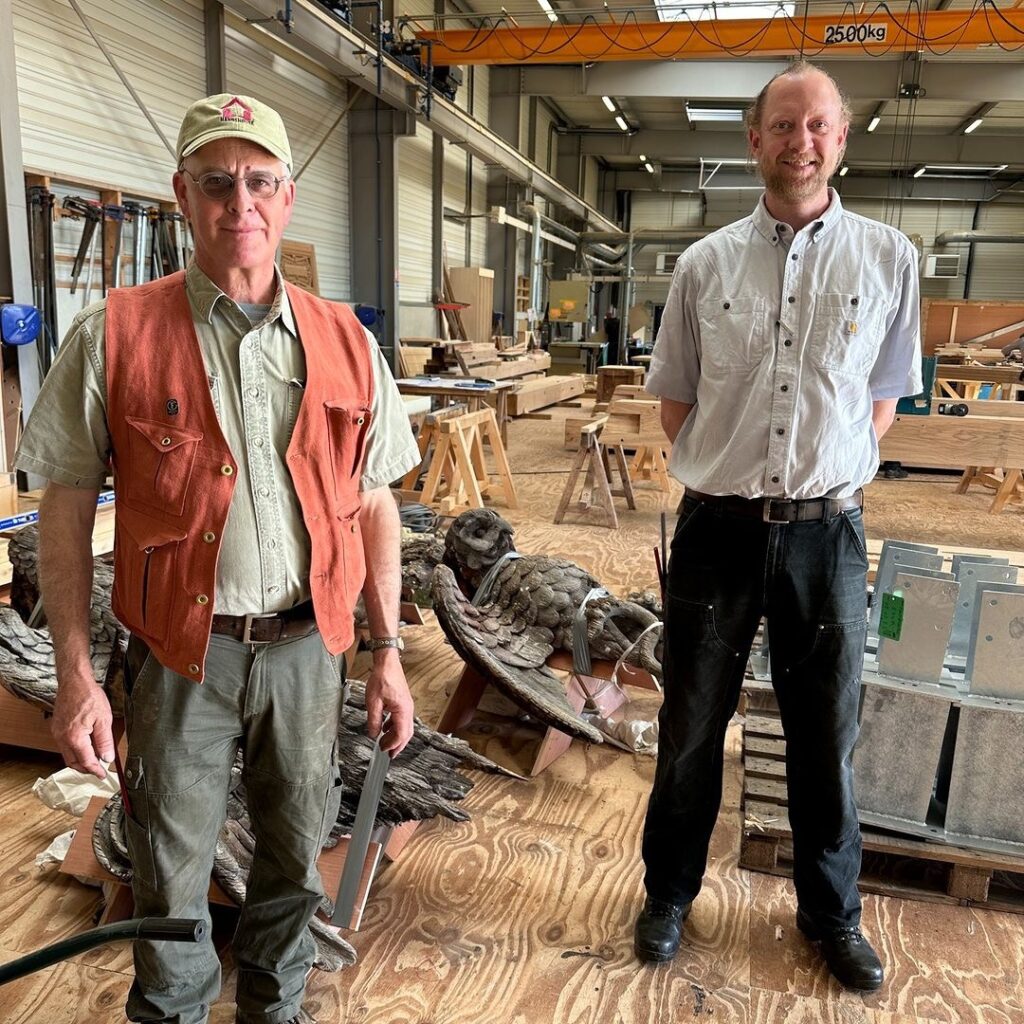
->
xmin=471 ymin=550 xmax=523 ymax=607
xmin=572 ymin=587 xmax=610 ymax=676
xmin=611 ymin=620 xmax=664 ymax=693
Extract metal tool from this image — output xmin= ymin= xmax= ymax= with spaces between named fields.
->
xmin=331 ymin=729 xmax=391 ymax=928
xmin=63 ymin=196 xmax=103 ymax=295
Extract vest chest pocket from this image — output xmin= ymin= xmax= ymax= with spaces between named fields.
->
xmin=697 ymin=297 xmax=768 ymax=372
xmin=812 ymin=294 xmax=884 ymax=376
xmin=124 ymin=417 xmax=204 ymax=516
xmin=324 ymin=403 xmax=372 ymax=505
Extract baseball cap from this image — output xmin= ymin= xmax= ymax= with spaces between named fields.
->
xmin=176 ymin=94 xmax=292 ymax=170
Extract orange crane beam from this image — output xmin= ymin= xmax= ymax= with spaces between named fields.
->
xmin=415 ymin=7 xmax=1024 ymax=64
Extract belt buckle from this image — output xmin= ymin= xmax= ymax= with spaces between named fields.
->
xmin=241 ymin=612 xmax=276 ymax=646
xmin=762 ymin=498 xmax=791 ymax=524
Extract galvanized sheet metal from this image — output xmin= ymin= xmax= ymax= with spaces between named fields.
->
xmin=877 ymin=572 xmax=960 ymax=684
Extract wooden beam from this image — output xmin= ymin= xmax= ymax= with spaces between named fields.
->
xmin=880 ymin=414 xmax=1024 ymax=470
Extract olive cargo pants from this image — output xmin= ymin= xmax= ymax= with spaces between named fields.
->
xmin=122 ymin=630 xmax=345 ymax=1024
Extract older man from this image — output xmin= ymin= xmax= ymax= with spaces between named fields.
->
xmin=635 ymin=63 xmax=921 ymax=991
xmin=16 ymin=94 xmax=421 ymax=1024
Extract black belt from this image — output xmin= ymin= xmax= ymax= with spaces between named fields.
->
xmin=210 ymin=600 xmax=318 ymax=644
xmin=685 ymin=488 xmax=863 ymax=524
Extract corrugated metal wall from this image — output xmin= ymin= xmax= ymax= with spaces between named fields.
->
xmin=13 ymin=0 xmax=204 ymax=198
xmin=397 ymin=122 xmax=434 ymax=309
xmin=966 ymin=201 xmax=1024 ymax=301
xmin=629 ymin=192 xmax=704 ymax=307
xmin=225 ymin=24 xmax=352 ymax=300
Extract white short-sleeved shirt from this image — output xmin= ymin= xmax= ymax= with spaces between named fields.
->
xmin=646 ymin=190 xmax=922 ymax=499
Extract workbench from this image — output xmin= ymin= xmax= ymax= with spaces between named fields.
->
xmin=396 ymin=377 xmax=515 ymax=443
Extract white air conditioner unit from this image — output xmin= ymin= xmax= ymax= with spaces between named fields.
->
xmin=655 ymin=252 xmax=683 ymax=275
xmin=924 ymin=253 xmax=961 ymax=279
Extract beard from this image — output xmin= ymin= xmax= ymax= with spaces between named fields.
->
xmin=758 ymin=151 xmax=838 ymax=202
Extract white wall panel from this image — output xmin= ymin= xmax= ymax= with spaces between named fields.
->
xmin=444 ymin=144 xmax=468 ymax=267
xmin=13 ymin=0 xmax=205 ymax=198
xmin=226 ymin=26 xmax=352 ymax=301
xmin=398 ymin=122 xmax=434 ymax=310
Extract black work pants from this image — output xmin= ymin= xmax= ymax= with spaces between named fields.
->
xmin=642 ymin=496 xmax=868 ymax=929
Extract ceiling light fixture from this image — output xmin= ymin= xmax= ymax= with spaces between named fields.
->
xmin=838 ymin=165 xmax=849 ymax=177
xmin=602 ymin=95 xmax=616 ymax=112
xmin=867 ymin=115 xmax=880 ymax=133
xmin=644 ymin=161 xmax=655 ymax=174
xmin=685 ymin=104 xmax=745 ymax=122
xmin=913 ymin=166 xmax=926 ymax=178
xmin=638 ymin=153 xmax=647 ymax=161
xmin=536 ymin=0 xmax=559 ymax=21
xmin=615 ymin=114 xmax=629 ymax=132
xmin=962 ymin=117 xmax=983 ymax=135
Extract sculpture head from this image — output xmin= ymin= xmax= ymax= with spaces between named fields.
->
xmin=442 ymin=508 xmax=517 ymax=594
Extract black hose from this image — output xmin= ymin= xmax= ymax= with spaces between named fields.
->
xmin=0 ymin=918 xmax=206 ymax=986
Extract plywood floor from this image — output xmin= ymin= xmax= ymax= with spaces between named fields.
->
xmin=2 ymin=403 xmax=1023 ymax=1024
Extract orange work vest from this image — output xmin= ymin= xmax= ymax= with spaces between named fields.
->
xmin=105 ymin=271 xmax=374 ymax=681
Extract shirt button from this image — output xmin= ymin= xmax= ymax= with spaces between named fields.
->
xmin=196 ymin=594 xmax=209 ymax=605
xmin=771 ymin=475 xmax=780 ymax=483
xmin=770 ymin=236 xmax=777 ymax=243
xmin=221 ymin=465 xmax=234 ymax=476
xmin=781 ymin=384 xmax=789 ymax=392
xmin=723 ymin=302 xmax=731 ymax=310
xmin=254 ymin=437 xmax=265 ymax=447
xmin=250 ymin=388 xmax=260 ymax=397
xmin=784 ymin=339 xmax=793 ymax=347
xmin=788 ymin=296 xmax=796 ymax=304
xmin=851 ymin=297 xmax=859 ymax=305
xmin=160 ymin=436 xmax=172 ymax=447
xmin=791 ymin=254 xmax=798 ymax=261
xmin=203 ymin=531 xmax=216 ymax=543
xmin=267 ymin=585 xmax=279 ymax=594
xmin=259 ymin=486 xmax=270 ymax=497
xmin=188 ymin=663 xmax=200 ymax=674
xmin=774 ymin=320 xmax=780 ymax=328
xmin=777 ymin=428 xmax=785 ymax=436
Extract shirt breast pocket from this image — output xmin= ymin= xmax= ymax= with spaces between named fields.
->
xmin=123 ymin=416 xmax=203 ymax=516
xmin=812 ymin=293 xmax=884 ymax=377
xmin=697 ymin=297 xmax=767 ymax=372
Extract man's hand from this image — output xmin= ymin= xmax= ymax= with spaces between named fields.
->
xmin=51 ymin=675 xmax=114 ymax=778
xmin=364 ymin=649 xmax=414 ymax=756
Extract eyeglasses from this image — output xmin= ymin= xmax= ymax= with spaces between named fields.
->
xmin=181 ymin=169 xmax=289 ymax=201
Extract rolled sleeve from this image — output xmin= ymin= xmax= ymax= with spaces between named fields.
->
xmin=869 ymin=247 xmax=923 ymax=401
xmin=14 ymin=307 xmax=111 ymax=487
xmin=645 ymin=253 xmax=701 ymax=404
xmin=359 ymin=328 xmax=421 ymax=491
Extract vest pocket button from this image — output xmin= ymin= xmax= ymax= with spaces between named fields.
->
xmin=196 ymin=594 xmax=209 ymax=605
xmin=188 ymin=663 xmax=200 ymax=674
xmin=160 ymin=437 xmax=172 ymax=446
xmin=221 ymin=465 xmax=234 ymax=476
xmin=203 ymin=531 xmax=216 ymax=543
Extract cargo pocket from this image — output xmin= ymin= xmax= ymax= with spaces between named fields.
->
xmin=124 ymin=416 xmax=203 ymax=515
xmin=318 ymin=740 xmax=344 ymax=849
xmin=122 ymin=754 xmax=158 ymax=890
xmin=113 ymin=505 xmax=187 ymax=646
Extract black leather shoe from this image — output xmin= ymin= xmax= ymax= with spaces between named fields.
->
xmin=797 ymin=908 xmax=884 ymax=991
xmin=634 ymin=897 xmax=691 ymax=963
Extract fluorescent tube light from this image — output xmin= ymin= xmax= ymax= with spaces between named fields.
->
xmin=602 ymin=95 xmax=616 ymax=112
xmin=638 ymin=153 xmax=647 ymax=161
xmin=838 ymin=165 xmax=849 ymax=177
xmin=963 ymin=118 xmax=983 ymax=135
xmin=867 ymin=115 xmax=880 ymax=133
xmin=644 ymin=162 xmax=655 ymax=173
xmin=536 ymin=0 xmax=558 ymax=21
xmin=615 ymin=114 xmax=629 ymax=132
xmin=913 ymin=166 xmax=926 ymax=178
xmin=685 ymin=105 xmax=745 ymax=122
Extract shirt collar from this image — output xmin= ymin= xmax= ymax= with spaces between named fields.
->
xmin=184 ymin=261 xmax=297 ymax=338
xmin=751 ymin=188 xmax=844 ymax=246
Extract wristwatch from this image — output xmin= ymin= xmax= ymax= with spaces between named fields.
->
xmin=367 ymin=636 xmax=405 ymax=654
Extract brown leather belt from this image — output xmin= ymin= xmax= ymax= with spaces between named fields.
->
xmin=685 ymin=488 xmax=863 ymax=524
xmin=210 ymin=600 xmax=318 ymax=645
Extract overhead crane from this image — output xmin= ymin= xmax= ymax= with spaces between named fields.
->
xmin=413 ymin=4 xmax=1024 ymax=63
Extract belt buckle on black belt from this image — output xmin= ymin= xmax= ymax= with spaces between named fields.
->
xmin=242 ymin=612 xmax=277 ymax=645
xmin=762 ymin=497 xmax=793 ymax=524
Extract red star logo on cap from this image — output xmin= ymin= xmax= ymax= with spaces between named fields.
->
xmin=220 ymin=97 xmax=254 ymax=124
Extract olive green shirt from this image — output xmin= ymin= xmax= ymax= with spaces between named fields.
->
xmin=15 ymin=262 xmax=420 ymax=615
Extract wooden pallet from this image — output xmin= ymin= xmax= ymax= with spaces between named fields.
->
xmin=740 ymin=684 xmax=1024 ymax=914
